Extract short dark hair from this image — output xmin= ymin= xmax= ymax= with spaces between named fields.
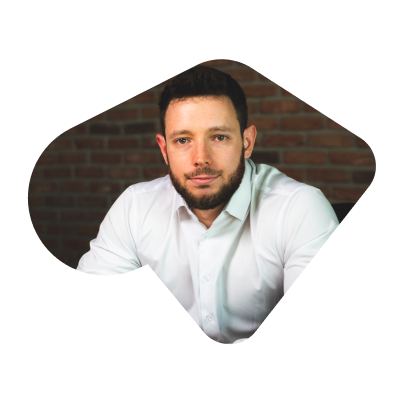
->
xmin=158 ymin=65 xmax=248 ymax=138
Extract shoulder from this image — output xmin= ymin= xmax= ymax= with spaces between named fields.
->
xmin=249 ymin=161 xmax=318 ymax=211
xmin=248 ymin=161 xmax=336 ymax=222
xmin=110 ymin=175 xmax=175 ymax=215
xmin=125 ymin=175 xmax=176 ymax=204
xmin=128 ymin=174 xmax=173 ymax=195
xmin=250 ymin=161 xmax=310 ymax=197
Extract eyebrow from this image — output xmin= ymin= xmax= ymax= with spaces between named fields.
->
xmin=169 ymin=125 xmax=235 ymax=140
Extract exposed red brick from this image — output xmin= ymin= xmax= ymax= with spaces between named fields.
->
xmin=143 ymin=167 xmax=169 ymax=179
xmin=142 ymin=106 xmax=159 ymax=118
xmin=260 ymin=100 xmax=301 ymax=114
xmin=41 ymin=238 xmax=58 ymax=250
xmin=247 ymin=102 xmax=258 ymax=114
xmin=127 ymin=91 xmax=156 ymax=103
xmin=75 ymin=167 xmax=105 ymax=178
xmin=227 ymin=69 xmax=255 ymax=81
xmin=328 ymin=119 xmax=346 ymax=130
xmin=108 ymin=138 xmax=140 ymax=149
xmin=315 ymin=185 xmax=330 ymax=199
xmin=87 ymin=113 xmax=105 ymax=122
xmin=90 ymin=211 xmax=107 ymax=222
xmin=31 ymin=223 xmax=44 ymax=235
xmin=59 ymin=153 xmax=87 ymax=164
xmin=55 ymin=252 xmax=80 ymax=267
xmin=107 ymin=108 xmax=139 ymax=120
xmin=250 ymin=151 xmax=280 ymax=164
xmin=242 ymin=85 xmax=277 ymax=97
xmin=281 ymin=88 xmax=295 ymax=96
xmin=307 ymin=168 xmax=350 ymax=182
xmin=60 ymin=182 xmax=88 ymax=192
xmin=28 ymin=196 xmax=44 ymax=207
xmin=125 ymin=122 xmax=157 ymax=135
xmin=62 ymin=211 xmax=87 ymax=221
xmin=43 ymin=167 xmax=71 ymax=179
xmin=36 ymin=154 xmax=57 ymax=165
xmin=355 ymin=137 xmax=370 ymax=148
xmin=284 ymin=151 xmax=326 ymax=164
xmin=78 ymin=196 xmax=107 ymax=207
xmin=262 ymin=134 xmax=304 ymax=147
xmin=142 ymin=136 xmax=160 ymax=149
xmin=109 ymin=167 xmax=140 ymax=179
xmin=248 ymin=117 xmax=278 ymax=130
xmin=31 ymin=169 xmax=42 ymax=178
xmin=201 ymin=60 xmax=232 ymax=67
xmin=47 ymin=139 xmax=73 ymax=150
xmin=63 ymin=239 xmax=90 ymax=251
xmin=62 ymin=125 xmax=86 ymax=136
xmin=90 ymin=183 xmax=121 ymax=193
xmin=353 ymin=170 xmax=375 ymax=184
xmin=333 ymin=187 xmax=367 ymax=201
xmin=89 ymin=123 xmax=120 ymax=135
xmin=125 ymin=153 xmax=158 ymax=163
xmin=47 ymin=224 xmax=77 ymax=235
xmin=304 ymin=103 xmax=318 ymax=113
xmin=258 ymin=73 xmax=269 ymax=81
xmin=308 ymin=134 xmax=353 ymax=147
xmin=45 ymin=196 xmax=75 ymax=207
xmin=30 ymin=210 xmax=57 ymax=220
xmin=281 ymin=117 xmax=324 ymax=130
xmin=91 ymin=153 xmax=121 ymax=164
xmin=329 ymin=152 xmax=375 ymax=165
xmin=29 ymin=182 xmax=58 ymax=192
xmin=78 ymin=225 xmax=99 ymax=237
xmin=75 ymin=138 xmax=104 ymax=149
xmin=279 ymin=168 xmax=305 ymax=182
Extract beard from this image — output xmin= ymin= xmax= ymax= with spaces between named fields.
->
xmin=168 ymin=148 xmax=246 ymax=211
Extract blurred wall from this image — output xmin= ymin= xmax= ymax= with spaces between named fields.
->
xmin=28 ymin=60 xmax=375 ymax=269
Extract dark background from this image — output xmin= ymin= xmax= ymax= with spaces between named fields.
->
xmin=28 ymin=60 xmax=375 ymax=269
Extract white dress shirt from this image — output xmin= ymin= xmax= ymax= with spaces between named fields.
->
xmin=78 ymin=159 xmax=339 ymax=343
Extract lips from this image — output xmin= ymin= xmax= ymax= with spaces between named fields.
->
xmin=189 ymin=176 xmax=218 ymax=185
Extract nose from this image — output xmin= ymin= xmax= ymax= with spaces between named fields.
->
xmin=192 ymin=139 xmax=212 ymax=167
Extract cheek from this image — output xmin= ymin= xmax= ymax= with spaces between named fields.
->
xmin=168 ymin=150 xmax=192 ymax=169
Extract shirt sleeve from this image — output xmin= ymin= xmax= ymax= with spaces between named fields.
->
xmin=77 ymin=187 xmax=142 ymax=275
xmin=280 ymin=186 xmax=339 ymax=293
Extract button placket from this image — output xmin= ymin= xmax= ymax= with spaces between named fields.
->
xmin=198 ymin=232 xmax=217 ymax=335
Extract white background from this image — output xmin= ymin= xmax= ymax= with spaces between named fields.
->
xmin=1 ymin=1 xmax=399 ymax=399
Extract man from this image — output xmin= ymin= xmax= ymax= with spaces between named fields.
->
xmin=77 ymin=66 xmax=339 ymax=344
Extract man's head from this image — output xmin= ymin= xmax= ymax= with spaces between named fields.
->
xmin=156 ymin=66 xmax=257 ymax=211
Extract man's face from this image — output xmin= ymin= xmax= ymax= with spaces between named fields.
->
xmin=156 ymin=96 xmax=249 ymax=211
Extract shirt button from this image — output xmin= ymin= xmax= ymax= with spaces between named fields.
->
xmin=204 ymin=233 xmax=208 ymax=239
xmin=204 ymin=275 xmax=210 ymax=282
xmin=206 ymin=315 xmax=213 ymax=322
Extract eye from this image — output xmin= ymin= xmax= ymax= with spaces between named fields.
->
xmin=176 ymin=138 xmax=189 ymax=145
xmin=215 ymin=135 xmax=228 ymax=142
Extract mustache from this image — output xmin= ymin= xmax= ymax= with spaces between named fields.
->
xmin=184 ymin=167 xmax=223 ymax=179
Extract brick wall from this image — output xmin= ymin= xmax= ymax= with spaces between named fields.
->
xmin=28 ymin=60 xmax=375 ymax=269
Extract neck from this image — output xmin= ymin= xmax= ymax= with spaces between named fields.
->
xmin=191 ymin=202 xmax=227 ymax=229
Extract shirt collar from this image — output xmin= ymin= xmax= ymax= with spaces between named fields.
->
xmin=172 ymin=159 xmax=252 ymax=221
xmin=223 ymin=159 xmax=252 ymax=221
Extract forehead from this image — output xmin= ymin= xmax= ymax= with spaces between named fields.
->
xmin=164 ymin=96 xmax=239 ymax=134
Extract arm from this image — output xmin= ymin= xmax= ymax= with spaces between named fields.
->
xmin=281 ymin=187 xmax=339 ymax=293
xmin=77 ymin=187 xmax=142 ymax=275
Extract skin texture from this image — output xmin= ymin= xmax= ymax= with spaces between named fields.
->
xmin=156 ymin=96 xmax=257 ymax=229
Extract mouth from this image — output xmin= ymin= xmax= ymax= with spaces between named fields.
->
xmin=189 ymin=176 xmax=218 ymax=185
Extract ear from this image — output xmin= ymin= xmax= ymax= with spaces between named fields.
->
xmin=243 ymin=125 xmax=257 ymax=159
xmin=156 ymin=134 xmax=169 ymax=165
